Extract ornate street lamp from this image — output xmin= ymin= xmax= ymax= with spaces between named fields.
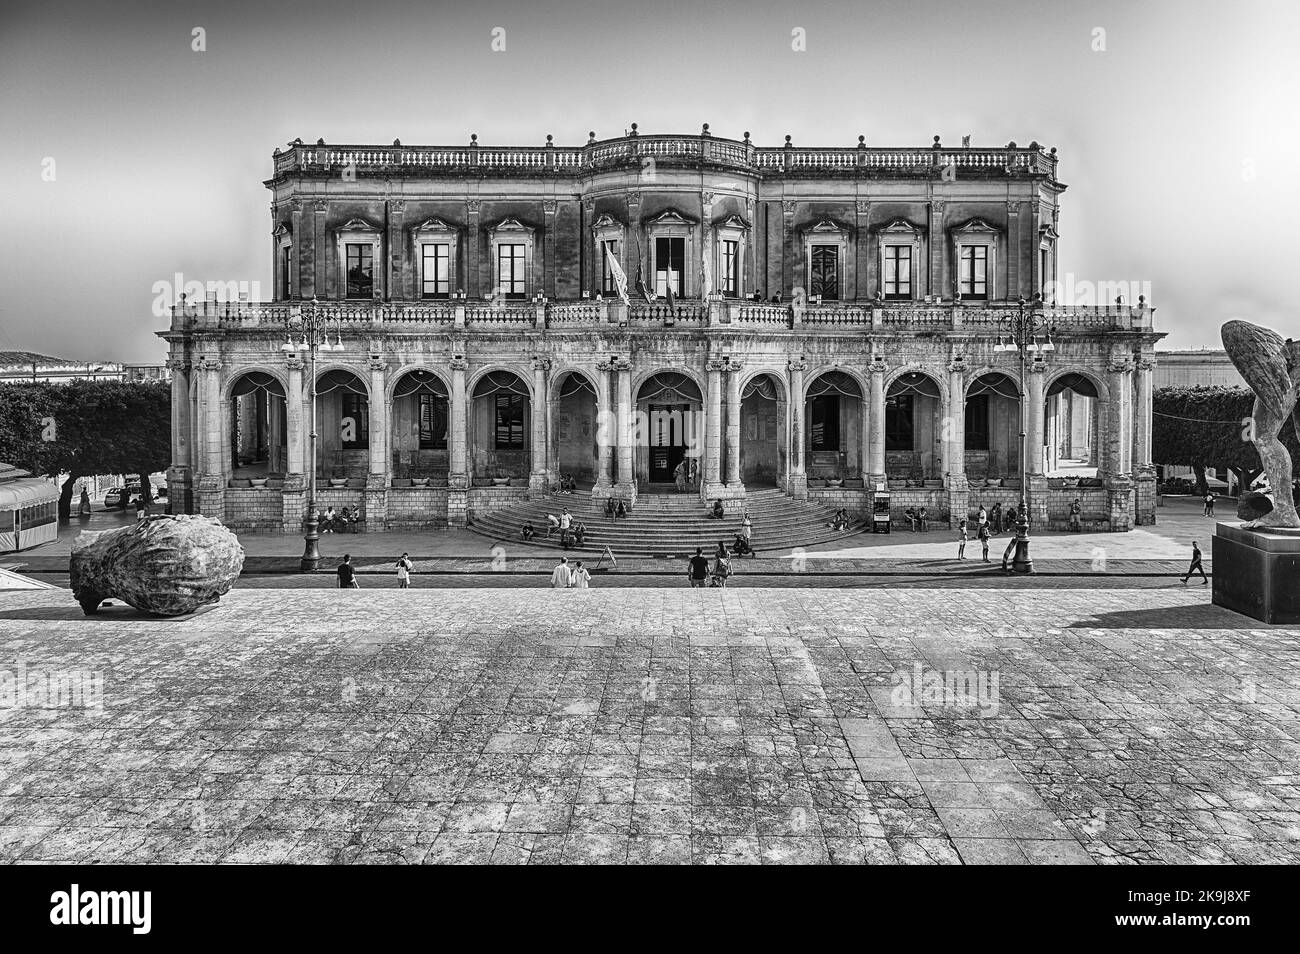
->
xmin=992 ymin=295 xmax=1054 ymax=574
xmin=283 ymin=297 xmax=344 ymax=572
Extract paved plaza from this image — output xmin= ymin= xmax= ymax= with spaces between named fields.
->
xmin=0 ymin=585 xmax=1297 ymax=865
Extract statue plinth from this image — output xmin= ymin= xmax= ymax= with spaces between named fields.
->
xmin=1212 ymin=522 xmax=1300 ymax=624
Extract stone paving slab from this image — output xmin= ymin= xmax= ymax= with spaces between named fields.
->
xmin=0 ymin=588 xmax=1295 ymax=865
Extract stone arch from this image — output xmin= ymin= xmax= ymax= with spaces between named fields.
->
xmin=549 ymin=367 xmax=602 ymax=485
xmin=739 ymin=369 xmax=788 ymax=486
xmin=226 ymin=368 xmax=289 ymax=479
xmin=963 ymin=365 xmax=1023 ymax=396
xmin=1044 ymin=368 xmax=1107 ymax=475
xmin=223 ymin=365 xmax=288 ymax=402
xmin=1045 ymin=366 xmax=1109 ymax=403
xmin=964 ymin=371 xmax=1023 ymax=480
xmin=884 ymin=367 xmax=946 ymax=481
xmin=883 ymin=365 xmax=948 ymax=406
xmin=738 ymin=366 xmax=789 ymax=403
xmin=467 ymin=363 xmax=535 ymax=399
xmin=387 ymin=364 xmax=451 ymax=404
xmin=548 ymin=366 xmax=601 ymax=404
xmin=631 ymin=365 xmax=706 ymax=400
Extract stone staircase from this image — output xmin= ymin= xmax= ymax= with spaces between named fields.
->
xmin=468 ymin=487 xmax=864 ymax=556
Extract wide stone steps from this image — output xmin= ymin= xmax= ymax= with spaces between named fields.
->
xmin=468 ymin=489 xmax=865 ymax=555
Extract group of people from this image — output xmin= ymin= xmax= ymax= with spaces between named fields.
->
xmin=554 ymin=474 xmax=579 ymax=495
xmin=319 ymin=505 xmax=360 ymax=533
xmin=604 ymin=497 xmax=629 ymax=520
xmin=549 ymin=556 xmax=592 ymax=588
xmin=687 ymin=542 xmax=735 ymax=587
xmin=524 ymin=508 xmax=587 ymax=548
xmin=827 ymin=508 xmax=853 ymax=531
xmin=335 ymin=551 xmax=416 ymax=588
xmin=955 ymin=504 xmax=1027 ymax=569
xmin=902 ymin=507 xmax=930 ymax=532
xmin=672 ymin=459 xmax=699 ymax=493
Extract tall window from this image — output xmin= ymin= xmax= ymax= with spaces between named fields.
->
xmin=885 ymin=395 xmax=914 ymax=451
xmin=422 ymin=244 xmax=450 ymax=299
xmin=810 ymin=245 xmax=839 ymax=300
xmin=722 ymin=240 xmax=739 ymax=297
xmin=965 ymin=394 xmax=989 ymax=450
xmin=496 ymin=244 xmax=527 ymax=298
xmin=281 ymin=246 xmax=292 ymax=298
xmin=601 ymin=240 xmax=619 ymax=295
xmin=809 ymin=396 xmax=841 ymax=451
xmin=883 ymin=245 xmax=911 ymax=299
xmin=341 ymin=393 xmax=369 ymax=449
xmin=494 ymin=394 xmax=526 ymax=448
xmin=418 ymin=393 xmax=448 ymax=449
xmin=655 ymin=237 xmax=684 ymax=296
xmin=959 ymin=246 xmax=988 ymax=300
xmin=346 ymin=244 xmax=373 ymax=299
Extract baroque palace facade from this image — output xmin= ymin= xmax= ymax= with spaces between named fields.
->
xmin=161 ymin=127 xmax=1162 ymax=532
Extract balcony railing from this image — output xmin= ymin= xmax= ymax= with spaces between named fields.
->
xmin=270 ymin=133 xmax=1058 ymax=180
xmin=176 ymin=297 xmax=1153 ymax=334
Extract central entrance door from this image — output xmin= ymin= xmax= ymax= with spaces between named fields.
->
xmin=648 ymin=403 xmax=689 ymax=483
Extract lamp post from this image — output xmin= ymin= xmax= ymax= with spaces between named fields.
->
xmin=284 ymin=297 xmax=344 ymax=572
xmin=992 ymin=295 xmax=1054 ymax=574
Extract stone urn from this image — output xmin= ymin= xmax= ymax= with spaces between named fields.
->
xmin=70 ymin=515 xmax=244 ymax=617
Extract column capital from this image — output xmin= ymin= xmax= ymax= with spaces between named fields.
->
xmin=284 ymin=355 xmax=304 ymax=372
xmin=198 ymin=356 xmax=222 ymax=372
xmin=466 ymin=199 xmax=482 ymax=214
xmin=869 ymin=355 xmax=888 ymax=374
xmin=449 ymin=354 xmax=468 ymax=371
xmin=706 ymin=357 xmax=727 ymax=373
xmin=1027 ymin=361 xmax=1048 ymax=375
xmin=786 ymin=357 xmax=807 ymax=373
xmin=1137 ymin=357 xmax=1157 ymax=372
xmin=531 ymin=356 xmax=552 ymax=373
xmin=947 ymin=356 xmax=968 ymax=374
xmin=781 ymin=200 xmax=796 ymax=216
xmin=165 ymin=356 xmax=191 ymax=373
xmin=367 ymin=353 xmax=387 ymax=372
xmin=1107 ymin=356 xmax=1134 ymax=374
xmin=725 ymin=357 xmax=745 ymax=373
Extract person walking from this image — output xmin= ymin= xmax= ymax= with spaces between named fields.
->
xmin=395 ymin=552 xmax=413 ymax=589
xmin=957 ymin=519 xmax=968 ymax=560
xmin=78 ymin=487 xmax=91 ymax=518
xmin=570 ymin=560 xmax=591 ymax=589
xmin=1203 ymin=492 xmax=1215 ymax=517
xmin=977 ymin=521 xmax=991 ymax=562
xmin=1181 ymin=541 xmax=1208 ymax=585
xmin=336 ymin=554 xmax=359 ymax=589
xmin=673 ymin=459 xmax=687 ymax=493
xmin=711 ymin=541 xmax=732 ymax=587
xmin=990 ymin=502 xmax=1003 ymax=535
xmin=687 ymin=547 xmax=710 ymax=588
xmin=740 ymin=509 xmax=753 ymax=543
xmin=550 ymin=556 xmax=572 ymax=588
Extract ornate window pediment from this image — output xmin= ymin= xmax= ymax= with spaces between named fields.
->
xmin=338 ymin=217 xmax=380 ymax=233
xmin=950 ymin=217 xmax=1000 ymax=236
xmin=592 ymin=213 xmax=623 ymax=229
xmin=646 ymin=209 xmax=695 ymax=227
xmin=489 ymin=217 xmax=534 ymax=235
xmin=412 ymin=217 xmax=459 ymax=235
xmin=713 ymin=213 xmax=750 ymax=230
xmin=875 ymin=217 xmax=925 ymax=236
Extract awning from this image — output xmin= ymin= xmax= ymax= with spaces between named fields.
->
xmin=0 ymin=477 xmax=60 ymax=510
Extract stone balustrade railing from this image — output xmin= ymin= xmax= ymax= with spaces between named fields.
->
xmin=182 ymin=297 xmax=1153 ymax=334
xmin=270 ymin=133 xmax=1057 ymax=179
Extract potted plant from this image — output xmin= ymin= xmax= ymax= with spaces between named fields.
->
xmin=410 ymin=476 xmax=429 ymax=487
xmin=491 ymin=469 xmax=510 ymax=487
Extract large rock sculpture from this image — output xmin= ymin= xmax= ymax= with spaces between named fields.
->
xmin=70 ymin=515 xmax=244 ymax=617
xmin=1221 ymin=320 xmax=1300 ymax=529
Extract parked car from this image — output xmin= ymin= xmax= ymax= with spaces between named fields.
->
xmin=103 ymin=487 xmax=132 ymax=509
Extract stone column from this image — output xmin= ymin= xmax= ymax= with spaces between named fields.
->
xmin=868 ymin=362 xmax=886 ymax=485
xmin=615 ymin=357 xmax=634 ymax=491
xmin=529 ymin=356 xmax=551 ymax=497
xmin=448 ymin=354 xmax=469 ymax=527
xmin=164 ymin=357 xmax=193 ymax=514
xmin=946 ymin=356 xmax=969 ymax=528
xmin=1026 ymin=360 xmax=1049 ymax=529
xmin=595 ymin=360 xmax=614 ymax=490
xmin=702 ymin=357 xmax=725 ymax=496
xmin=285 ymin=356 xmax=305 ymax=475
xmin=365 ymin=354 xmax=388 ymax=530
xmin=1105 ymin=353 xmax=1135 ymax=531
xmin=725 ymin=357 xmax=744 ymax=489
xmin=1134 ymin=355 xmax=1157 ymax=525
xmin=197 ymin=355 xmax=225 ymax=518
xmin=787 ymin=357 xmax=807 ymax=499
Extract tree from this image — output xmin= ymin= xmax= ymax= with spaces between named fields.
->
xmin=0 ymin=380 xmax=172 ymax=518
xmin=1152 ymin=385 xmax=1300 ymax=495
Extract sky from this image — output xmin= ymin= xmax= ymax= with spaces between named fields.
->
xmin=1 ymin=0 xmax=1297 ymax=363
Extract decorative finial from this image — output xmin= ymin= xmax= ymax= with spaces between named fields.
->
xmin=858 ymin=135 xmax=865 ymax=146
xmin=785 ymin=134 xmax=792 ymax=145
xmin=1007 ymin=140 xmax=1017 ymax=149
xmin=701 ymin=123 xmax=710 ymax=136
xmin=588 ymin=130 xmax=596 ymax=143
xmin=393 ymin=138 xmax=401 ymax=147
xmin=546 ymin=134 xmax=553 ymax=144
xmin=933 ymin=135 xmax=942 ymax=148
xmin=743 ymin=131 xmax=751 ymax=144
xmin=630 ymin=122 xmax=638 ymax=136
xmin=316 ymin=138 xmax=325 ymax=146
xmin=1138 ymin=294 xmax=1146 ymax=306
xmin=470 ymin=133 xmax=477 ymax=144
xmin=1049 ymin=146 xmax=1057 ymax=156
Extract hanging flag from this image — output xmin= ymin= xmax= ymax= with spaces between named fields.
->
xmin=633 ymin=233 xmax=654 ymax=302
xmin=665 ymin=271 xmax=678 ymax=319
xmin=604 ymin=243 xmax=629 ymax=305
xmin=700 ymin=246 xmax=713 ymax=300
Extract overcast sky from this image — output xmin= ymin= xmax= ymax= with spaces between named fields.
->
xmin=1 ymin=0 xmax=1296 ymax=363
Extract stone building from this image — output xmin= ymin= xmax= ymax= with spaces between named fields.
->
xmin=160 ymin=129 xmax=1163 ymax=532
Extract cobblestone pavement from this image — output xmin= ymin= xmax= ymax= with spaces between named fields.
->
xmin=0 ymin=588 xmax=1296 ymax=865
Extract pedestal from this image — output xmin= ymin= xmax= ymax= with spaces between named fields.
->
xmin=945 ymin=475 xmax=969 ymax=529
xmin=1212 ymin=523 xmax=1300 ymax=624
xmin=1134 ymin=473 xmax=1157 ymax=526
xmin=787 ymin=473 xmax=808 ymax=501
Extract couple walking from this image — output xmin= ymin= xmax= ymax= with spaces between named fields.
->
xmin=550 ymin=556 xmax=591 ymax=588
